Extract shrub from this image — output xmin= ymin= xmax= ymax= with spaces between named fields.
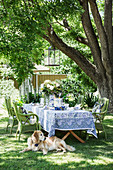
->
xmin=84 ymin=93 xmax=99 ymax=108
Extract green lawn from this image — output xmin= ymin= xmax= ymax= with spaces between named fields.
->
xmin=0 ymin=99 xmax=113 ymax=170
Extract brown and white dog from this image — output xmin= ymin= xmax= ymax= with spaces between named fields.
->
xmin=20 ymin=130 xmax=76 ymax=155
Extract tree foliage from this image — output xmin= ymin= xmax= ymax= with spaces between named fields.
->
xmin=0 ymin=0 xmax=83 ymax=85
xmin=0 ymin=0 xmax=113 ymax=109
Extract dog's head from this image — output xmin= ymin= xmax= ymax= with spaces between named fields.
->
xmin=32 ymin=130 xmax=45 ymax=144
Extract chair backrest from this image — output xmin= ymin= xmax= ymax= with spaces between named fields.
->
xmin=97 ymin=97 xmax=109 ymax=121
xmin=13 ymin=101 xmax=29 ymax=122
xmin=99 ymin=97 xmax=109 ymax=113
xmin=5 ymin=96 xmax=15 ymax=117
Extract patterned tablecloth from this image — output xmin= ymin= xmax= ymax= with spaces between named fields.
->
xmin=23 ymin=104 xmax=97 ymax=138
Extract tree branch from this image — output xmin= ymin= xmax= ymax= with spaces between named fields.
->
xmin=104 ymin=0 xmax=113 ymax=60
xmin=43 ymin=34 xmax=53 ymax=45
xmin=63 ymin=18 xmax=71 ymax=31
xmin=62 ymin=18 xmax=90 ymax=46
xmin=79 ymin=0 xmax=104 ymax=73
xmin=2 ymin=0 xmax=7 ymax=14
xmin=44 ymin=26 xmax=100 ymax=84
xmin=76 ymin=37 xmax=89 ymax=46
xmin=88 ymin=0 xmax=112 ymax=71
xmin=53 ymin=18 xmax=89 ymax=46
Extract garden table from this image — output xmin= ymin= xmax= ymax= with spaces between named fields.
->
xmin=23 ymin=104 xmax=97 ymax=143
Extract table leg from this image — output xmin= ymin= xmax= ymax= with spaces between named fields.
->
xmin=62 ymin=131 xmax=71 ymax=140
xmin=70 ymin=130 xmax=85 ymax=143
xmin=62 ymin=130 xmax=85 ymax=143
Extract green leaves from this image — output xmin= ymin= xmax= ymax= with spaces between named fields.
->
xmin=9 ymin=54 xmax=34 ymax=86
xmin=0 ymin=79 xmax=15 ymax=97
xmin=0 ymin=0 xmax=97 ymax=87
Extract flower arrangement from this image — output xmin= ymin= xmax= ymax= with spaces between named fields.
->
xmin=53 ymin=81 xmax=62 ymax=97
xmin=40 ymin=80 xmax=62 ymax=97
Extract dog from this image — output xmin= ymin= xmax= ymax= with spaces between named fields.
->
xmin=20 ymin=130 xmax=76 ymax=155
xmin=19 ymin=130 xmax=44 ymax=153
xmin=37 ymin=135 xmax=76 ymax=155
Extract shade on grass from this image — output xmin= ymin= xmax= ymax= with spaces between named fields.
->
xmin=0 ymin=101 xmax=113 ymax=170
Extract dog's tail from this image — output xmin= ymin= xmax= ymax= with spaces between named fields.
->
xmin=66 ymin=145 xmax=76 ymax=151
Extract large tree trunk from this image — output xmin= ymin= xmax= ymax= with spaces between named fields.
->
xmin=97 ymin=76 xmax=113 ymax=111
xmin=88 ymin=0 xmax=113 ymax=111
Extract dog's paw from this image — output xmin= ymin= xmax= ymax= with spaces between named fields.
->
xmin=63 ymin=150 xmax=66 ymax=153
xmin=32 ymin=149 xmax=38 ymax=152
xmin=42 ymin=148 xmax=48 ymax=155
xmin=56 ymin=149 xmax=62 ymax=152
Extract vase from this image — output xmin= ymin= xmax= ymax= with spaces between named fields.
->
xmin=43 ymin=96 xmax=46 ymax=106
xmin=45 ymin=95 xmax=49 ymax=106
xmin=54 ymin=98 xmax=63 ymax=107
xmin=49 ymin=95 xmax=54 ymax=107
xmin=40 ymin=98 xmax=45 ymax=106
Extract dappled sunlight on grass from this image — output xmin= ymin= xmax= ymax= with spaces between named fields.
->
xmin=93 ymin=156 xmax=113 ymax=165
xmin=39 ymin=152 xmax=83 ymax=164
xmin=0 ymin=102 xmax=113 ymax=169
xmin=104 ymin=115 xmax=113 ymax=128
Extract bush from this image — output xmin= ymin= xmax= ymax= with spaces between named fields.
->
xmin=84 ymin=93 xmax=99 ymax=108
xmin=60 ymin=77 xmax=83 ymax=106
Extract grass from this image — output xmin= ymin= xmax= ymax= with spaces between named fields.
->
xmin=0 ymin=98 xmax=113 ymax=170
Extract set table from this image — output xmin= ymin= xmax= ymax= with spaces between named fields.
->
xmin=23 ymin=104 xmax=97 ymax=143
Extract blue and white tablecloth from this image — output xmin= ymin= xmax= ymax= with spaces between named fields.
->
xmin=23 ymin=104 xmax=97 ymax=138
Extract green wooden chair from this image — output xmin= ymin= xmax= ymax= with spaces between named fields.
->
xmin=13 ymin=101 xmax=41 ymax=141
xmin=92 ymin=97 xmax=109 ymax=140
xmin=5 ymin=96 xmax=18 ymax=134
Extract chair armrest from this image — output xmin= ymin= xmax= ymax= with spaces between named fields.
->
xmin=92 ymin=111 xmax=106 ymax=116
xmin=18 ymin=112 xmax=39 ymax=120
xmin=28 ymin=111 xmax=34 ymax=114
xmin=17 ymin=112 xmax=39 ymax=125
xmin=92 ymin=111 xmax=106 ymax=122
xmin=18 ymin=112 xmax=38 ymax=117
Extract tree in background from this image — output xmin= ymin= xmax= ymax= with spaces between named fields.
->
xmin=51 ymin=54 xmax=97 ymax=92
xmin=0 ymin=0 xmax=113 ymax=110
